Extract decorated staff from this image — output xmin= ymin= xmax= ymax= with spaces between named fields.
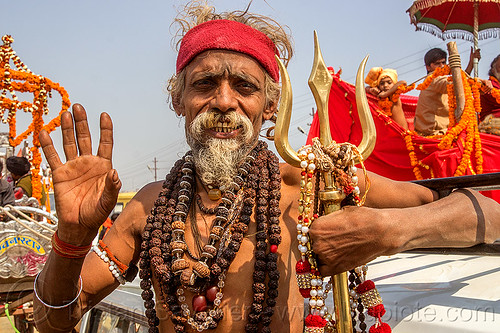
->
xmin=274 ymin=32 xmax=389 ymax=333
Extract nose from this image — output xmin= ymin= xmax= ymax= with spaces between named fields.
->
xmin=209 ymin=81 xmax=237 ymax=113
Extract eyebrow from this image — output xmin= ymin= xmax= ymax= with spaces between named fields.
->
xmin=191 ymin=67 xmax=262 ymax=86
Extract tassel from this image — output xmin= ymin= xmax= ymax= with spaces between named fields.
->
xmin=304 ymin=314 xmax=327 ymax=332
xmin=356 ymin=280 xmax=391 ymax=333
xmin=296 ymin=259 xmax=312 ymax=298
xmin=369 ymin=322 xmax=391 ymax=333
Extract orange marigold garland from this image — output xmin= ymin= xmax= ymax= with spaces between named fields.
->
xmin=437 ymin=71 xmax=483 ymax=176
xmin=376 ymin=83 xmax=415 ymax=116
xmin=446 ymin=78 xmax=457 ymax=128
xmin=402 ymin=131 xmax=423 ymax=180
xmin=416 ymin=65 xmax=450 ymax=91
xmin=402 ymin=66 xmax=483 ymax=178
xmin=0 ymin=35 xmax=70 ymax=203
xmin=377 ymin=98 xmax=393 ymax=116
xmin=470 ymin=78 xmax=483 ymax=174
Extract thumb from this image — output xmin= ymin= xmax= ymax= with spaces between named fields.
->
xmin=98 ymin=169 xmax=122 ymax=217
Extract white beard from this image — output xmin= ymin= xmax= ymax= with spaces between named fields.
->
xmin=186 ymin=111 xmax=256 ymax=189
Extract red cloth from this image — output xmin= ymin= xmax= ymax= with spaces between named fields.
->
xmin=307 ymin=69 xmax=500 ymax=203
xmin=176 ymin=20 xmax=280 ymax=82
xmin=480 ymin=77 xmax=500 ymax=121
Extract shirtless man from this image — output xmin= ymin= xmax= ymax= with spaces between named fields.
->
xmin=414 ymin=47 xmax=482 ymax=136
xmin=33 ymin=3 xmax=500 ymax=333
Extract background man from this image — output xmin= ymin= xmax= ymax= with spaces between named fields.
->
xmin=478 ymin=54 xmax=500 ymax=135
xmin=6 ymin=156 xmax=47 ymax=205
xmin=0 ymin=159 xmax=15 ymax=209
xmin=414 ymin=47 xmax=481 ymax=136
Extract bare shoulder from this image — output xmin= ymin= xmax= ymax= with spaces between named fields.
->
xmin=116 ymin=180 xmax=164 ymax=235
xmin=101 ymin=181 xmax=164 ymax=262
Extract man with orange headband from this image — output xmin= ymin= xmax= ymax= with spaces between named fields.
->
xmin=34 ymin=2 xmax=500 ymax=333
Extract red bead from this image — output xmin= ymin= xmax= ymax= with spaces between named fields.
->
xmin=295 ymin=259 xmax=311 ymax=273
xmin=192 ymin=295 xmax=207 ymax=312
xmin=313 ymin=214 xmax=319 ymax=219
xmin=298 ymin=215 xmax=303 ymax=220
xmin=206 ymin=286 xmax=218 ymax=303
xmin=304 ymin=218 xmax=309 ymax=223
xmin=301 ymin=171 xmax=306 ymax=176
xmin=299 ymin=288 xmax=311 ymax=298
xmin=270 ymin=244 xmax=278 ymax=253
xmin=307 ymin=173 xmax=313 ymax=178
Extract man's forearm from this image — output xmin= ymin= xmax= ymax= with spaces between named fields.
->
xmin=393 ymin=189 xmax=500 ymax=253
xmin=34 ymin=252 xmax=86 ymax=333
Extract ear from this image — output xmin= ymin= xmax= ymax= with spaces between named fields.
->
xmin=262 ymin=99 xmax=278 ymax=121
xmin=173 ymin=98 xmax=185 ymax=117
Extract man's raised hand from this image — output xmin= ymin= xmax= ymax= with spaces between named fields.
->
xmin=40 ymin=104 xmax=121 ymax=245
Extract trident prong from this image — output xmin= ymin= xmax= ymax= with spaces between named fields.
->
xmin=274 ymin=55 xmax=301 ymax=167
xmin=355 ymin=55 xmax=377 ymax=162
xmin=274 ymin=31 xmax=377 ymax=333
xmin=309 ymin=31 xmax=334 ymax=148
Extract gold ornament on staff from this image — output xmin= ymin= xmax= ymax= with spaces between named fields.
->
xmin=274 ymin=31 xmax=376 ymax=333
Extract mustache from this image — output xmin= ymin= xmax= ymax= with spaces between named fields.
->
xmin=201 ymin=111 xmax=243 ymax=130
xmin=188 ymin=110 xmax=253 ymax=140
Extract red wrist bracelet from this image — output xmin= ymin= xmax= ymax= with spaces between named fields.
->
xmin=51 ymin=231 xmax=92 ymax=259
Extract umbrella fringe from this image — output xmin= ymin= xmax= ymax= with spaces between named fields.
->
xmin=416 ymin=23 xmax=500 ymax=41
xmin=412 ymin=0 xmax=447 ymax=12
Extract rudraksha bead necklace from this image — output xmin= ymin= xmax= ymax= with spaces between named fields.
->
xmin=139 ymin=141 xmax=283 ymax=332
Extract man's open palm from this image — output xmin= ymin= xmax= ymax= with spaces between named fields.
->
xmin=40 ymin=104 xmax=121 ymax=245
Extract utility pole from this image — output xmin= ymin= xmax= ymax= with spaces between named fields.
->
xmin=308 ymin=107 xmax=315 ymax=126
xmin=147 ymin=157 xmax=158 ymax=181
xmin=154 ymin=157 xmax=157 ymax=181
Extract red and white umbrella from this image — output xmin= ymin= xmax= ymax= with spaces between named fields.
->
xmin=408 ymin=0 xmax=500 ymax=76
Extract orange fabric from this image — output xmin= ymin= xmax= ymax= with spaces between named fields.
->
xmin=306 ymin=69 xmax=500 ymax=203
xmin=103 ymin=217 xmax=113 ymax=229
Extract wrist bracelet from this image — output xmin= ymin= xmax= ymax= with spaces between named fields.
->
xmin=34 ymin=272 xmax=83 ymax=309
xmin=92 ymin=244 xmax=126 ymax=284
xmin=51 ymin=231 xmax=92 ymax=259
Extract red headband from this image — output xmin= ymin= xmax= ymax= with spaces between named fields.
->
xmin=176 ymin=19 xmax=280 ymax=82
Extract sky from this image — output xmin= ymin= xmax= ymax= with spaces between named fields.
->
xmin=2 ymin=0 xmax=499 ymax=191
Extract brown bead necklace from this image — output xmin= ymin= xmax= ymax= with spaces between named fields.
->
xmin=139 ymin=141 xmax=283 ymax=333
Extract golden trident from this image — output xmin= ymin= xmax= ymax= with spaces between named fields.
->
xmin=273 ymin=31 xmax=376 ymax=332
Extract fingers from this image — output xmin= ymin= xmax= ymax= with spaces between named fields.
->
xmin=72 ymin=104 xmax=92 ymax=155
xmin=40 ymin=129 xmax=62 ymax=170
xmin=61 ymin=111 xmax=78 ymax=161
xmin=96 ymin=169 xmax=122 ymax=219
xmin=97 ymin=112 xmax=113 ymax=161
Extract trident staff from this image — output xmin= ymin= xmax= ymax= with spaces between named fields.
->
xmin=274 ymin=31 xmax=377 ymax=333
